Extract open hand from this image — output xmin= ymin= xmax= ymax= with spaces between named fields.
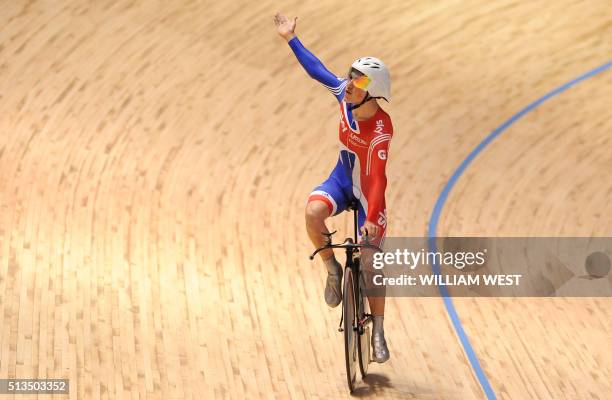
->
xmin=274 ymin=12 xmax=297 ymax=41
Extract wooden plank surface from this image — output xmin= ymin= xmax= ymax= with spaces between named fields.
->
xmin=0 ymin=1 xmax=610 ymax=398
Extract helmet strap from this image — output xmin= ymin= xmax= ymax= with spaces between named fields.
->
xmin=348 ymin=92 xmax=372 ymax=111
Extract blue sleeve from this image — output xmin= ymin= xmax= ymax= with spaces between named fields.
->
xmin=288 ymin=36 xmax=346 ymax=102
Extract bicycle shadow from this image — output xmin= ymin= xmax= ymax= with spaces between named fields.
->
xmin=351 ymin=373 xmax=393 ymax=397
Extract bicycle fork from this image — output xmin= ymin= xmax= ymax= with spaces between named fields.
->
xmin=339 ymin=269 xmax=372 ymax=335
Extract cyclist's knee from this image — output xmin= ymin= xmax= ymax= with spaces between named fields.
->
xmin=305 ymin=200 xmax=331 ymax=224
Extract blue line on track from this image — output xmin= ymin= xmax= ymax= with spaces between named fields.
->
xmin=427 ymin=61 xmax=611 ymax=400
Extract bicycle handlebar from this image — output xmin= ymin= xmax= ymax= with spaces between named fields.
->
xmin=309 ymin=238 xmax=383 ymax=260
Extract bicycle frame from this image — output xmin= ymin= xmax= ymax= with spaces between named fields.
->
xmin=308 ymin=201 xmax=378 ymax=326
xmin=344 ymin=201 xmax=370 ymax=333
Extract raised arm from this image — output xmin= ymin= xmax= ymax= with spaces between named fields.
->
xmin=274 ymin=12 xmax=346 ymax=102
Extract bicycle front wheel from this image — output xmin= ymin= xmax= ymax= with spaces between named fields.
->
xmin=343 ymin=267 xmax=357 ymax=392
xmin=357 ymin=268 xmax=371 ymax=378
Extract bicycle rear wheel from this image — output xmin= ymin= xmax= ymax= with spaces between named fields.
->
xmin=343 ymin=267 xmax=357 ymax=392
xmin=357 ymin=268 xmax=371 ymax=378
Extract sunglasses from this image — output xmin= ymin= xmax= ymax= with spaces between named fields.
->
xmin=347 ymin=68 xmax=371 ymax=90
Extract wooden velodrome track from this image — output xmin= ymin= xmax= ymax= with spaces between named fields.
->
xmin=1 ymin=1 xmax=611 ymax=399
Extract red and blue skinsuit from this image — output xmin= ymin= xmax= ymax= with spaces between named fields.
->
xmin=288 ymin=37 xmax=393 ymax=237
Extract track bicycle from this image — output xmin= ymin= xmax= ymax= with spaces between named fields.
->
xmin=310 ymin=201 xmax=382 ymax=392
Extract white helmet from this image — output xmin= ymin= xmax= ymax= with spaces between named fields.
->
xmin=350 ymin=57 xmax=391 ymax=101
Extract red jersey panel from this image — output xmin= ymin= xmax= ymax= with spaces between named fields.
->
xmin=338 ymin=102 xmax=393 ymax=228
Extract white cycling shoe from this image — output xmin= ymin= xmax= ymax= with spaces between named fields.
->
xmin=371 ymin=331 xmax=390 ymax=363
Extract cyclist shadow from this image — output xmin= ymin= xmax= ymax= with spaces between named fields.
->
xmin=351 ymin=373 xmax=393 ymax=397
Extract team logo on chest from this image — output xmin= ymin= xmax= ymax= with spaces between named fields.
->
xmin=348 ymin=131 xmax=367 ymax=146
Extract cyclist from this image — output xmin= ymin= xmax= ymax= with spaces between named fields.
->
xmin=274 ymin=12 xmax=392 ymax=363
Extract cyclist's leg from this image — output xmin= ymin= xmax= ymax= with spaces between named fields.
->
xmin=304 ymin=199 xmax=336 ymax=261
xmin=354 ymin=200 xmax=387 ymax=314
xmin=306 ymin=160 xmax=352 ymax=308
xmin=305 ymin=160 xmax=351 ymax=261
xmin=356 ymin=200 xmax=390 ymax=362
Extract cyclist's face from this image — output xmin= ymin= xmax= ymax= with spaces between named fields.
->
xmin=344 ymin=80 xmax=367 ymax=104
xmin=344 ymin=68 xmax=369 ymax=104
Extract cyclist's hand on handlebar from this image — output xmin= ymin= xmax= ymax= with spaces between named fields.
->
xmin=274 ymin=12 xmax=297 ymax=41
xmin=360 ymin=221 xmax=380 ymax=238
